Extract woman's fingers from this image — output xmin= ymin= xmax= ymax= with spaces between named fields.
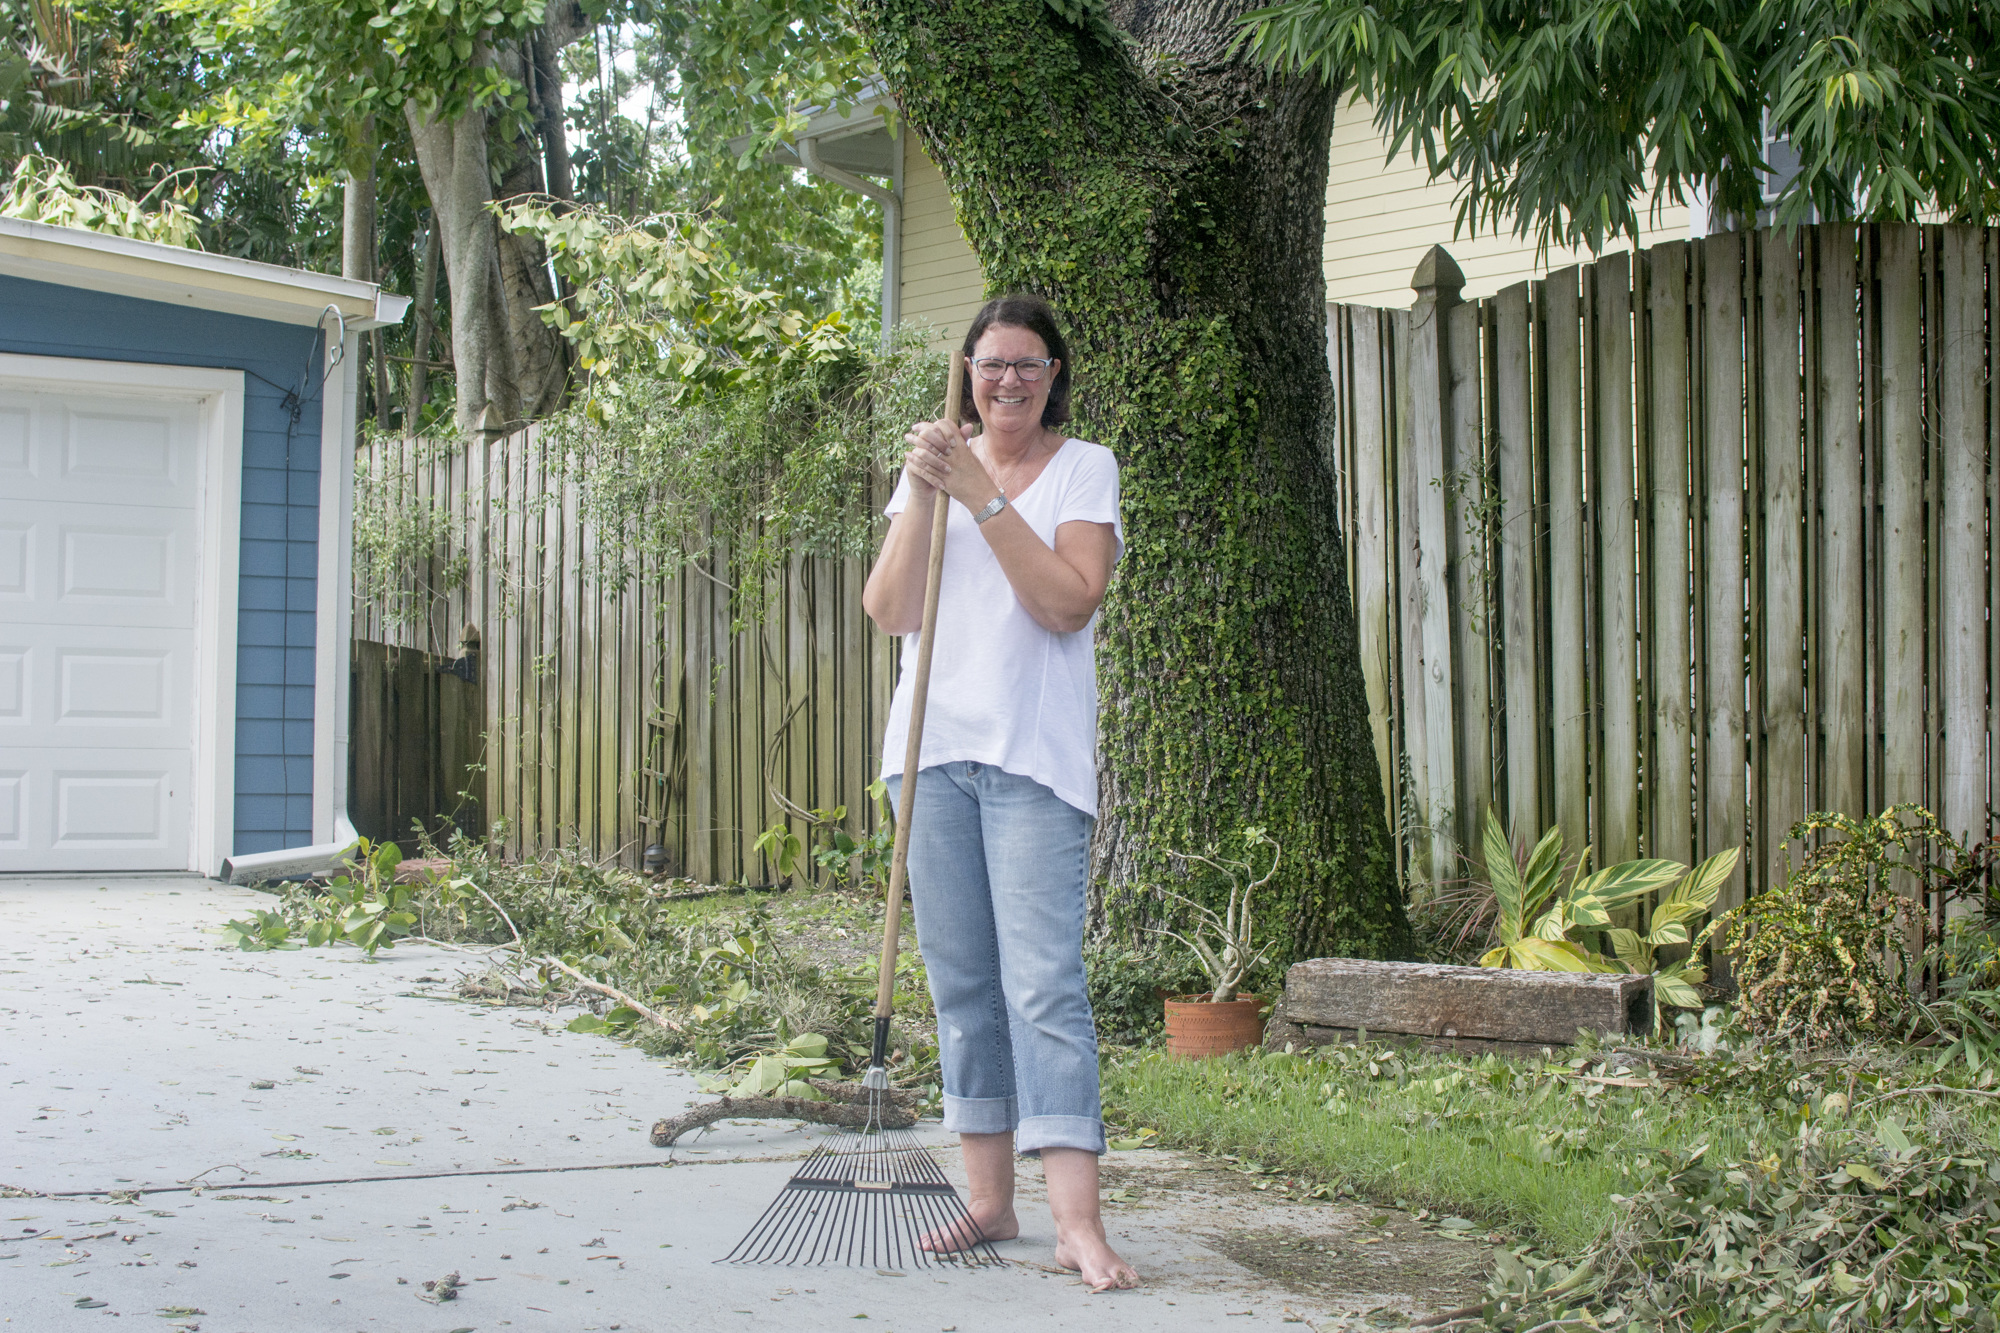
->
xmin=903 ymin=445 xmax=949 ymax=494
xmin=904 ymin=417 xmax=963 ymax=456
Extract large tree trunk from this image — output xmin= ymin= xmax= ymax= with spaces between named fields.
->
xmin=857 ymin=0 xmax=1408 ymax=963
xmin=404 ymin=11 xmax=589 ymax=435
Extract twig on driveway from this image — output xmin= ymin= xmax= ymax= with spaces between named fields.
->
xmin=536 ymin=955 xmax=685 ymax=1033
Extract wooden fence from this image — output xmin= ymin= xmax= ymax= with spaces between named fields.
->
xmin=348 ymin=636 xmax=485 ymax=845
xmin=351 ymin=429 xmax=896 ymax=881
xmin=1332 ymin=224 xmax=1998 ymax=923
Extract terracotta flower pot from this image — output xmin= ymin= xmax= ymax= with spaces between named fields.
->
xmin=1163 ymin=993 xmax=1265 ymax=1059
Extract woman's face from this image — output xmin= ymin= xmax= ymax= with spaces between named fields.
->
xmin=969 ymin=324 xmax=1058 ymax=436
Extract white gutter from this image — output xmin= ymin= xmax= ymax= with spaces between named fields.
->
xmin=0 ymin=216 xmax=410 ymax=330
xmin=798 ymin=136 xmax=901 ymax=345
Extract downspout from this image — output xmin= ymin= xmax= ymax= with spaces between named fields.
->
xmin=798 ymin=136 xmax=900 ymax=346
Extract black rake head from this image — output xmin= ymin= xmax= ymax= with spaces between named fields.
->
xmin=721 ymin=1127 xmax=1004 ymax=1270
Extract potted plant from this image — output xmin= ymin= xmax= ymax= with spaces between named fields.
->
xmin=1149 ymin=827 xmax=1278 ymax=1058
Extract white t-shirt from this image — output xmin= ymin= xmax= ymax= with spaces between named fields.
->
xmin=878 ymin=437 xmax=1123 ymax=817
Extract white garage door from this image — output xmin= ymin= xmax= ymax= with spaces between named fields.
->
xmin=0 ymin=384 xmax=205 ymax=871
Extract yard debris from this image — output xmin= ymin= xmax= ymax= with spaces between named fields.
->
xmin=417 ymin=1270 xmax=463 ymax=1303
xmin=652 ymin=1080 xmax=919 ymax=1146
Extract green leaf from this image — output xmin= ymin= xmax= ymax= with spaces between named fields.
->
xmin=1518 ymin=824 xmax=1567 ymax=923
xmin=1845 ymin=1161 xmax=1889 ymax=1189
xmin=1875 ymin=1116 xmax=1913 ymax=1156
xmin=1668 ymin=847 xmax=1740 ymax=908
xmin=1510 ymin=938 xmax=1597 ymax=972
xmin=1483 ymin=808 xmax=1525 ymax=941
xmin=1653 ymin=971 xmax=1705 ymax=1008
xmin=1604 ymin=927 xmax=1645 ymax=968
xmin=1573 ymin=858 xmax=1684 ymax=908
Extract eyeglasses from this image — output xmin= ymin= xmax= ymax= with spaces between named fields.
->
xmin=970 ymin=356 xmax=1056 ymax=383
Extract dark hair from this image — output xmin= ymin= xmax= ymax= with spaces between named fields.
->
xmin=959 ymin=293 xmax=1072 ymax=428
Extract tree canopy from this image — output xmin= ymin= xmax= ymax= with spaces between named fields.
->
xmin=1239 ymin=0 xmax=2000 ymax=253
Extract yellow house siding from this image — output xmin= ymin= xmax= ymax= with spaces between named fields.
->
xmin=898 ymin=136 xmax=987 ymax=345
xmin=1324 ymin=96 xmax=1692 ymax=306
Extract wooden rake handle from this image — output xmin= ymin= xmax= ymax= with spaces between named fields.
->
xmin=873 ymin=350 xmax=964 ymax=1024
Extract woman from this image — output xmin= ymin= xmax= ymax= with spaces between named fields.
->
xmin=863 ymin=294 xmax=1137 ymax=1293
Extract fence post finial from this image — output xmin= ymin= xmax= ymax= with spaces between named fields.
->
xmin=1411 ymin=245 xmax=1465 ymax=308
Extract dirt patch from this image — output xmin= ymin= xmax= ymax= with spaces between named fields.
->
xmin=1205 ymin=1224 xmax=1488 ymax=1311
xmin=1071 ymin=1153 xmax=1492 ymax=1325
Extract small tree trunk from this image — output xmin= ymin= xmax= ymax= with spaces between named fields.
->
xmin=405 ymin=100 xmax=518 ymax=436
xmin=407 ymin=215 xmax=442 ymax=441
xmin=532 ymin=27 xmax=575 ymax=204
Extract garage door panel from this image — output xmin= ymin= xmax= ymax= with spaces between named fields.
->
xmin=60 ymin=523 xmax=181 ymax=604
xmin=2 ymin=501 xmax=196 ymax=630
xmin=60 ymin=649 xmax=174 ymax=725
xmin=2 ymin=626 xmax=192 ymax=747
xmin=0 ymin=522 xmax=26 ymax=598
xmin=0 ymin=388 xmax=199 ymax=508
xmin=0 ymin=750 xmax=191 ymax=868
xmin=0 ymin=646 xmax=22 ymax=722
xmin=57 ymin=769 xmax=175 ymax=846
xmin=0 ymin=378 xmax=202 ymax=872
xmin=0 ymin=769 xmax=22 ymax=850
xmin=0 ymin=402 xmax=26 ymax=470
xmin=65 ymin=408 xmax=180 ymax=486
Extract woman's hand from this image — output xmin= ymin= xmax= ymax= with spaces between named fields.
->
xmin=900 ymin=418 xmax=991 ymax=508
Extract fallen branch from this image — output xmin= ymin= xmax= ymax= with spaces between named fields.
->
xmin=536 ymin=955 xmax=685 ymax=1033
xmin=1858 ymin=1083 xmax=2000 ymax=1109
xmin=652 ymin=1094 xmax=916 ymax=1146
xmin=1412 ymin=1304 xmax=1489 ymax=1328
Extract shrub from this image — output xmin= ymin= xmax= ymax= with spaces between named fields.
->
xmin=1723 ymin=807 xmax=1955 ymax=1046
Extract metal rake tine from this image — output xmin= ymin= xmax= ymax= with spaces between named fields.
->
xmin=724 ymin=1181 xmax=804 ymax=1264
xmin=761 ymin=1187 xmax=823 ymax=1266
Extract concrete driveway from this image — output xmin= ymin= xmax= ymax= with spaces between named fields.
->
xmin=0 ymin=878 xmax=1486 ymax=1333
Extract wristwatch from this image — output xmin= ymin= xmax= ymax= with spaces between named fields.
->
xmin=973 ymin=493 xmax=1009 ymax=525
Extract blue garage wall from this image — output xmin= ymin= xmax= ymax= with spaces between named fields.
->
xmin=0 ymin=271 xmax=328 ymax=855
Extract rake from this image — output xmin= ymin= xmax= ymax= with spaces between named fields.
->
xmin=723 ymin=352 xmax=1000 ymax=1271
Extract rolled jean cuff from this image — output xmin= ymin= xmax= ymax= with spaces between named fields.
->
xmin=1013 ymin=1114 xmax=1107 ymax=1157
xmin=941 ymin=1093 xmax=1017 ymax=1136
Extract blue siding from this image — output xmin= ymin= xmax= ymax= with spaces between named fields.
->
xmin=0 ymin=271 xmax=330 ymax=855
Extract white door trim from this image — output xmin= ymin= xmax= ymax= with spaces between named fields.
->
xmin=0 ymin=353 xmax=244 ymax=873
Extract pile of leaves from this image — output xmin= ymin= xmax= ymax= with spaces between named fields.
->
xmin=1478 ymin=1065 xmax=2000 ymax=1332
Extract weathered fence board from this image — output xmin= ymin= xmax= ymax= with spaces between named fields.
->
xmin=1333 ymin=222 xmax=1995 ymax=935
xmin=353 ymin=428 xmax=896 ymax=881
xmin=1697 ymin=232 xmax=1747 ymax=919
xmin=1544 ymin=267 xmax=1590 ymax=862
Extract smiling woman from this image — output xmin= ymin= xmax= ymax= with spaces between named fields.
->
xmin=862 ymin=293 xmax=1135 ymax=1291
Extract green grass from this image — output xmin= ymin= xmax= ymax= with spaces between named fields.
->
xmin=1101 ymin=1042 xmax=1761 ymax=1254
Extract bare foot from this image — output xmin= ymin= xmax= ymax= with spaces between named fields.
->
xmin=1053 ymin=1229 xmax=1139 ymax=1292
xmin=918 ymin=1201 xmax=1018 ymax=1253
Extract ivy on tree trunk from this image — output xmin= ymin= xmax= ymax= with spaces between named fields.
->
xmin=856 ymin=0 xmax=1409 ymax=963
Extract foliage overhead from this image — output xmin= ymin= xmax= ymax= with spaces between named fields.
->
xmin=0 ymin=151 xmax=203 ymax=244
xmin=499 ymin=198 xmax=853 ymax=403
xmin=1237 ymin=0 xmax=2000 ymax=252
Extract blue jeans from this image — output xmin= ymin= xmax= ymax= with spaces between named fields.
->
xmin=886 ymin=762 xmax=1105 ymax=1156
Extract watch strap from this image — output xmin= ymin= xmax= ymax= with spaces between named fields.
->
xmin=973 ymin=493 xmax=1009 ymax=525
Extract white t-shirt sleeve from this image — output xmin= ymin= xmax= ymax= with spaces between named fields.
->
xmin=884 ymin=470 xmax=911 ymax=518
xmin=1058 ymin=443 xmax=1123 ymax=555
